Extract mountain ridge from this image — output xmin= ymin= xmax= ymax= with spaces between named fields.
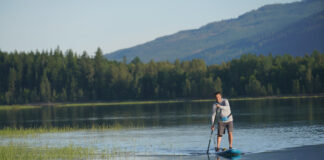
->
xmin=105 ymin=0 xmax=324 ymax=64
xmin=184 ymin=10 xmax=324 ymax=64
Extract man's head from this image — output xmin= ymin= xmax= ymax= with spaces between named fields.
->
xmin=214 ymin=91 xmax=222 ymax=103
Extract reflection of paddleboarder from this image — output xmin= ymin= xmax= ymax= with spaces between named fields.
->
xmin=211 ymin=92 xmax=234 ymax=152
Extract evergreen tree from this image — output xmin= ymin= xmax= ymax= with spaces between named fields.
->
xmin=292 ymin=79 xmax=300 ymax=94
xmin=0 ymin=49 xmax=323 ymax=105
xmin=5 ymin=68 xmax=17 ymax=104
xmin=40 ymin=71 xmax=51 ymax=102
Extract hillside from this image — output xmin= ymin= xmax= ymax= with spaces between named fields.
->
xmin=105 ymin=0 xmax=324 ymax=64
xmin=185 ymin=10 xmax=324 ymax=64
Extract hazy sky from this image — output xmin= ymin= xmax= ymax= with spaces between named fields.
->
xmin=0 ymin=0 xmax=299 ymax=55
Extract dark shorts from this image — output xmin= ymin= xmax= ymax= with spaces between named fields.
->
xmin=217 ymin=121 xmax=233 ymax=136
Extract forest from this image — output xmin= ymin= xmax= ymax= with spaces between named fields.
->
xmin=0 ymin=48 xmax=323 ymax=105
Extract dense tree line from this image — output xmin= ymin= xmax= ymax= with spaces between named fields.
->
xmin=0 ymin=48 xmax=323 ymax=104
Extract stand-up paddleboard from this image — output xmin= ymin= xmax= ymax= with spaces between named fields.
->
xmin=216 ymin=148 xmax=242 ymax=158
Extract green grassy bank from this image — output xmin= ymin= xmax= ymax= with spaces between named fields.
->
xmin=0 ymin=94 xmax=323 ymax=110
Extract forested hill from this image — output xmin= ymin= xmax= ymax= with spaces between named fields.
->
xmin=105 ymin=0 xmax=324 ymax=64
xmin=0 ymin=49 xmax=323 ymax=105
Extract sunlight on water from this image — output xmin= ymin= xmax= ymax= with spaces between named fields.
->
xmin=1 ymin=124 xmax=324 ymax=156
xmin=0 ymin=97 xmax=323 ymax=157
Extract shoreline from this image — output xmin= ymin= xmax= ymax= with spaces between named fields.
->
xmin=0 ymin=94 xmax=323 ymax=110
xmin=243 ymin=144 xmax=324 ymax=160
xmin=132 ymin=144 xmax=324 ymax=160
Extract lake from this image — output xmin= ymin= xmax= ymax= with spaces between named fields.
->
xmin=1 ymin=97 xmax=324 ymax=158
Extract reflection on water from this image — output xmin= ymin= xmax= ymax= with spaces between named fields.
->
xmin=0 ymin=102 xmax=213 ymax=128
xmin=1 ymin=98 xmax=323 ymax=129
xmin=0 ymin=97 xmax=324 ymax=156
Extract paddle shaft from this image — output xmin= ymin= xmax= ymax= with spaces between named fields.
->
xmin=207 ymin=103 xmax=219 ymax=154
xmin=207 ymin=129 xmax=214 ymax=154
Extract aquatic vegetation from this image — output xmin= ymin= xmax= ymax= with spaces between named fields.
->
xmin=0 ymin=105 xmax=40 ymax=110
xmin=0 ymin=100 xmax=185 ymax=110
xmin=0 ymin=143 xmax=131 ymax=160
xmin=0 ymin=123 xmax=144 ymax=137
xmin=0 ymin=95 xmax=322 ymax=110
xmin=0 ymin=127 xmax=75 ymax=138
xmin=57 ymin=100 xmax=184 ymax=107
xmin=0 ymin=126 xmax=137 ymax=159
xmin=0 ymin=143 xmax=94 ymax=160
xmin=229 ymin=95 xmax=323 ymax=101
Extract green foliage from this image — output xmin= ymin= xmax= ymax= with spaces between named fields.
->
xmin=0 ymin=49 xmax=323 ymax=105
xmin=0 ymin=143 xmax=122 ymax=160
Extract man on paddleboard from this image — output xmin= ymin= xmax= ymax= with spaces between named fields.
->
xmin=211 ymin=91 xmax=233 ymax=152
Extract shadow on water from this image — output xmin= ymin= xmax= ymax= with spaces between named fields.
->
xmin=207 ymin=155 xmax=242 ymax=160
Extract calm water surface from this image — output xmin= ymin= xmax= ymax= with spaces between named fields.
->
xmin=1 ymin=97 xmax=324 ymax=156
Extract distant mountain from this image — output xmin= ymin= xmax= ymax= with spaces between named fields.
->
xmin=185 ymin=10 xmax=324 ymax=64
xmin=105 ymin=0 xmax=324 ymax=64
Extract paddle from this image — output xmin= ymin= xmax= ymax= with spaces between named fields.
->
xmin=207 ymin=103 xmax=219 ymax=154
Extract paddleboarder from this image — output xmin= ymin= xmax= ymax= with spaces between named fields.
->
xmin=211 ymin=91 xmax=233 ymax=152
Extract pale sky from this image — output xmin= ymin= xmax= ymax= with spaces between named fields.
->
xmin=0 ymin=0 xmax=299 ymax=55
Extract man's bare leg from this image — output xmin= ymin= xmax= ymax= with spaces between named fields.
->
xmin=217 ymin=136 xmax=222 ymax=149
xmin=228 ymin=132 xmax=233 ymax=148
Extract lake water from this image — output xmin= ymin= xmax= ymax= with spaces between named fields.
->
xmin=1 ymin=97 xmax=324 ymax=158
